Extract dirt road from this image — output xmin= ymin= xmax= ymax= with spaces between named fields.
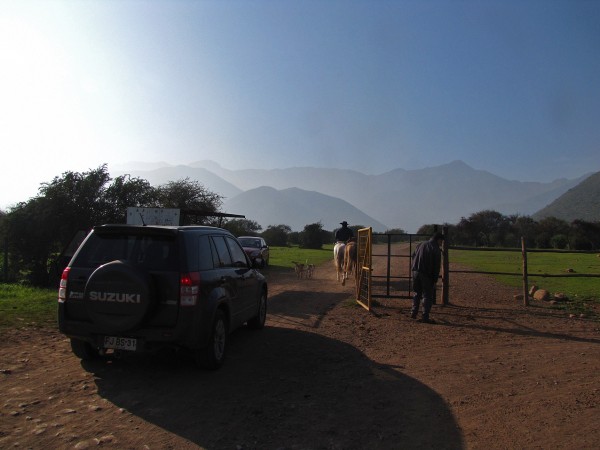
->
xmin=1 ymin=261 xmax=599 ymax=449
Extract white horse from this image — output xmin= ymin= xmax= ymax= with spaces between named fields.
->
xmin=333 ymin=241 xmax=346 ymax=281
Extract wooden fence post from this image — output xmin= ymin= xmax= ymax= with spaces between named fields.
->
xmin=442 ymin=225 xmax=449 ymax=305
xmin=521 ymin=237 xmax=529 ymax=306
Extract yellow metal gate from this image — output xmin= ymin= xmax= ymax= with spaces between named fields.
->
xmin=356 ymin=227 xmax=372 ymax=311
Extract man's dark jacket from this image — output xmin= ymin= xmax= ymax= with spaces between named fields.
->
xmin=411 ymin=238 xmax=441 ymax=281
xmin=335 ymin=227 xmax=353 ymax=242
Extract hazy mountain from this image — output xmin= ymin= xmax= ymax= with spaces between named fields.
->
xmin=112 ymin=161 xmax=173 ymax=172
xmin=223 ymin=187 xmax=388 ymax=232
xmin=113 ymin=160 xmax=589 ymax=232
xmin=189 ymin=160 xmax=586 ymax=232
xmin=113 ymin=164 xmax=243 ymax=200
xmin=533 ymin=171 xmax=600 ymax=222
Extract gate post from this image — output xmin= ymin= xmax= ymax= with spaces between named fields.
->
xmin=521 ymin=236 xmax=529 ymax=306
xmin=442 ymin=226 xmax=449 ymax=305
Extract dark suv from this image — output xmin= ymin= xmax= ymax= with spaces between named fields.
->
xmin=58 ymin=224 xmax=267 ymax=369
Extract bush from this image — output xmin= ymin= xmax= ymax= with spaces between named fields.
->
xmin=550 ymin=234 xmax=568 ymax=249
xmin=300 ymin=222 xmax=325 ymax=249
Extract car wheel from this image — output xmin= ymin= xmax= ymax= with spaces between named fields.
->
xmin=197 ymin=309 xmax=227 ymax=370
xmin=84 ymin=260 xmax=155 ymax=333
xmin=247 ymin=290 xmax=267 ymax=330
xmin=70 ymin=338 xmax=100 ymax=361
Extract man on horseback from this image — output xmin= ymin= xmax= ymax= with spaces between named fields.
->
xmin=333 ymin=221 xmax=353 ymax=282
xmin=334 ymin=221 xmax=353 ymax=243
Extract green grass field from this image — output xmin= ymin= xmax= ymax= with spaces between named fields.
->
xmin=268 ymin=244 xmax=334 ymax=270
xmin=0 ymin=284 xmax=57 ymax=330
xmin=450 ymin=248 xmax=600 ymax=313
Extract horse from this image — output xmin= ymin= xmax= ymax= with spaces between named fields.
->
xmin=341 ymin=238 xmax=357 ymax=286
xmin=333 ymin=241 xmax=346 ymax=281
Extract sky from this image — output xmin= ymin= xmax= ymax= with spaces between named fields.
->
xmin=1 ymin=0 xmax=600 ymax=210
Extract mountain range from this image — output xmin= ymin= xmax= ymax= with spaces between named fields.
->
xmin=113 ymin=160 xmax=594 ymax=232
xmin=533 ymin=171 xmax=600 ymax=223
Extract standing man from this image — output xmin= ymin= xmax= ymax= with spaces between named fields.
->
xmin=334 ymin=221 xmax=354 ymax=242
xmin=411 ymin=232 xmax=444 ymax=323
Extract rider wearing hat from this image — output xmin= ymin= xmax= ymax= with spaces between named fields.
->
xmin=334 ymin=221 xmax=354 ymax=243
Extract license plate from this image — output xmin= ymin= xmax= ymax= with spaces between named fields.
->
xmin=103 ymin=336 xmax=137 ymax=351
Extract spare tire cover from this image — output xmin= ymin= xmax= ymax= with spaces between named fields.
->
xmin=84 ymin=260 xmax=155 ymax=333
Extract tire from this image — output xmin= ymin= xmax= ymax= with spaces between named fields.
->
xmin=84 ymin=260 xmax=155 ymax=333
xmin=70 ymin=338 xmax=100 ymax=361
xmin=197 ymin=309 xmax=227 ymax=370
xmin=247 ymin=290 xmax=267 ymax=330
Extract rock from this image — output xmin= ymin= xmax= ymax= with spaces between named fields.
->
xmin=528 ymin=285 xmax=538 ymax=296
xmin=533 ymin=289 xmax=550 ymax=301
xmin=554 ymin=292 xmax=568 ymax=301
xmin=95 ymin=434 xmax=116 ymax=445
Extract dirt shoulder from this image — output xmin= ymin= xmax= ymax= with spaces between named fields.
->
xmin=1 ymin=262 xmax=599 ymax=449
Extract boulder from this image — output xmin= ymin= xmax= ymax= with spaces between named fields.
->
xmin=553 ymin=292 xmax=568 ymax=301
xmin=528 ymin=285 xmax=538 ymax=296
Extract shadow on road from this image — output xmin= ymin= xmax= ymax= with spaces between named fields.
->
xmin=86 ymin=326 xmax=464 ymax=449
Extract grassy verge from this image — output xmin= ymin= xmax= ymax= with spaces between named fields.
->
xmin=450 ymin=248 xmax=600 ymax=315
xmin=0 ymin=284 xmax=57 ymax=330
xmin=268 ymin=244 xmax=334 ymax=270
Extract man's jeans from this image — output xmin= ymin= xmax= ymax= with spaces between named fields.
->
xmin=412 ymin=271 xmax=435 ymax=319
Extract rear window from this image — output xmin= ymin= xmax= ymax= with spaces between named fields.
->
xmin=211 ymin=236 xmax=233 ymax=267
xmin=239 ymin=237 xmax=261 ymax=248
xmin=71 ymin=232 xmax=178 ymax=271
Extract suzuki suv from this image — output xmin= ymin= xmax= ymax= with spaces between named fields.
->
xmin=58 ymin=224 xmax=267 ymax=369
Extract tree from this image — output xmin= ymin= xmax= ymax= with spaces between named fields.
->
xmin=372 ymin=227 xmax=407 ymax=244
xmin=262 ymin=224 xmax=291 ymax=247
xmin=508 ymin=215 xmax=537 ymax=248
xmin=156 ymin=178 xmax=223 ymax=225
xmin=452 ymin=210 xmax=510 ymax=247
xmin=4 ymin=166 xmax=115 ymax=285
xmin=103 ymin=174 xmax=158 ymax=223
xmin=550 ymin=234 xmax=568 ymax=249
xmin=287 ymin=231 xmax=300 ymax=246
xmin=3 ymin=167 xmax=226 ymax=286
xmin=569 ymin=220 xmax=600 ymax=250
xmin=2 ymin=197 xmax=55 ymax=285
xmin=300 ymin=222 xmax=326 ymax=249
xmin=536 ymin=216 xmax=570 ymax=248
xmin=416 ymin=224 xmax=441 ymax=238
xmin=223 ymin=219 xmax=262 ymax=237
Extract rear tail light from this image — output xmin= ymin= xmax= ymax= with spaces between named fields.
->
xmin=180 ymin=272 xmax=201 ymax=306
xmin=58 ymin=267 xmax=70 ymax=303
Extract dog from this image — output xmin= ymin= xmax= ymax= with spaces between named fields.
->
xmin=292 ymin=261 xmax=306 ymax=278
